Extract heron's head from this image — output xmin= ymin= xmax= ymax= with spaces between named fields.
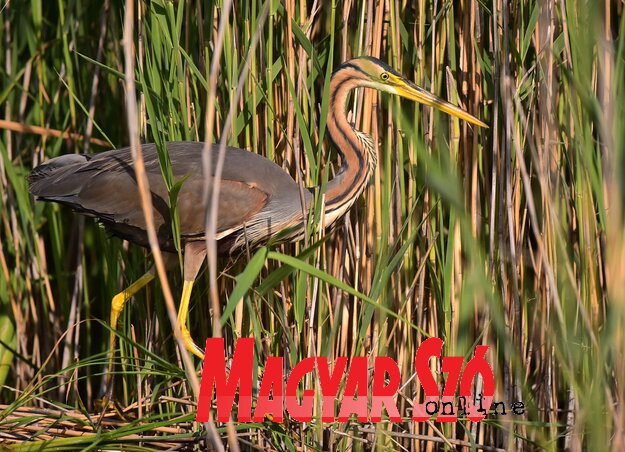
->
xmin=336 ymin=56 xmax=487 ymax=128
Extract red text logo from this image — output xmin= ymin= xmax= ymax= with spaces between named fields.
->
xmin=412 ymin=337 xmax=494 ymax=422
xmin=196 ymin=337 xmax=506 ymax=423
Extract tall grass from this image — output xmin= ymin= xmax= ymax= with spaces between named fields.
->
xmin=1 ymin=0 xmax=624 ymax=449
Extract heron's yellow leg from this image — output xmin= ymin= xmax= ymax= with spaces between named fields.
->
xmin=99 ymin=271 xmax=156 ymax=413
xmin=177 ymin=280 xmax=205 ymax=359
xmin=108 ymin=272 xmax=155 ymax=373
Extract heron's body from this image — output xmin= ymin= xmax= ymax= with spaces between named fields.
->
xmin=29 ymin=142 xmax=310 ymax=252
xmin=29 ymin=56 xmax=486 ymax=372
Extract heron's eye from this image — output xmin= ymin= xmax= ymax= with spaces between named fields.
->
xmin=380 ymin=72 xmax=389 ymax=81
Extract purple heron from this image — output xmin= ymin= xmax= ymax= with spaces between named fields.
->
xmin=29 ymin=57 xmax=486 ymax=365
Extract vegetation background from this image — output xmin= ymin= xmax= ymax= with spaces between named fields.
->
xmin=1 ymin=0 xmax=624 ymax=450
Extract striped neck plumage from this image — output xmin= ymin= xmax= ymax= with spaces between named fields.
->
xmin=322 ymin=65 xmax=377 ymax=223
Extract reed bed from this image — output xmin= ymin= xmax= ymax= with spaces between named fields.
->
xmin=1 ymin=0 xmax=624 ymax=450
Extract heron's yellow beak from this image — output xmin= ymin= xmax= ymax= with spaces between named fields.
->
xmin=395 ymin=79 xmax=488 ymax=128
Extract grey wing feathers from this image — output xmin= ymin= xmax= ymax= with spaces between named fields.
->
xmin=27 ymin=142 xmax=297 ymax=250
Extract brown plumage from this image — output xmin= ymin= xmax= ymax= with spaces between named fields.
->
xmin=29 ymin=142 xmax=308 ymax=252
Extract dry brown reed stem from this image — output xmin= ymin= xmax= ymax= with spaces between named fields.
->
xmin=0 ymin=119 xmax=111 ymax=148
xmin=204 ymin=3 xmax=270 ymax=450
xmin=121 ymin=0 xmax=201 ymax=418
xmin=202 ymin=0 xmax=233 ymax=343
xmin=284 ymin=0 xmax=296 ymax=169
xmin=198 ymin=1 xmax=232 ymax=448
xmin=83 ymin=0 xmax=110 ymax=153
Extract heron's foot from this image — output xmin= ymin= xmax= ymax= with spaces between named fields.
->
xmin=94 ymin=394 xmax=135 ymax=424
xmin=94 ymin=393 xmax=114 ymax=414
xmin=95 ymin=372 xmax=137 ymax=422
xmin=95 ymin=370 xmax=116 ymax=415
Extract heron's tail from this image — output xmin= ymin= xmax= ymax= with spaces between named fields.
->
xmin=28 ymin=154 xmax=91 ymax=198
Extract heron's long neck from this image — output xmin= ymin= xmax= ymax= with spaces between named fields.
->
xmin=323 ymin=74 xmax=376 ymax=222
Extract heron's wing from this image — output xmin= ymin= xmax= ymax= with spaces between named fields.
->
xmin=28 ymin=142 xmax=288 ymax=247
